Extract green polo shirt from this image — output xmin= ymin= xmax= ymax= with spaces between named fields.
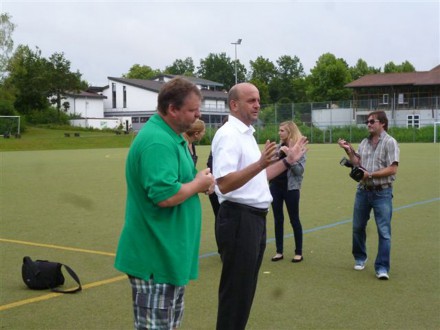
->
xmin=114 ymin=114 xmax=201 ymax=286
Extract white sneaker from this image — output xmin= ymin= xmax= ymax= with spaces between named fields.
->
xmin=376 ymin=272 xmax=389 ymax=280
xmin=354 ymin=258 xmax=367 ymax=271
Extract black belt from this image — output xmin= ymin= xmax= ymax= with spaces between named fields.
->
xmin=359 ymin=183 xmax=392 ymax=191
xmin=222 ymin=200 xmax=268 ymax=216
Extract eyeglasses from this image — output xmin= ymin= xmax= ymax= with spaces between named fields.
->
xmin=365 ymin=119 xmax=379 ymax=125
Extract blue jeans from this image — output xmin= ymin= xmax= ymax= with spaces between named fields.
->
xmin=270 ymin=184 xmax=303 ymax=255
xmin=352 ymin=187 xmax=393 ymax=273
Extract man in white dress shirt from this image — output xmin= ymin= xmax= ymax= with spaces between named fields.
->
xmin=212 ymin=82 xmax=308 ymax=330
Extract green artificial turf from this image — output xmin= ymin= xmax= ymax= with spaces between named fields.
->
xmin=0 ymin=127 xmax=134 ymax=151
xmin=1 ymin=140 xmax=439 ymax=329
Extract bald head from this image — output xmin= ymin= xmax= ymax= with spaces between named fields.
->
xmin=227 ymin=83 xmax=261 ymax=126
xmin=228 ymin=83 xmax=258 ymax=108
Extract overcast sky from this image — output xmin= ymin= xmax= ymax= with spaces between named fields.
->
xmin=2 ymin=0 xmax=439 ymax=86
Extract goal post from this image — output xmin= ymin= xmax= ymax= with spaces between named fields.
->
xmin=434 ymin=122 xmax=440 ymax=144
xmin=0 ymin=116 xmax=21 ymax=137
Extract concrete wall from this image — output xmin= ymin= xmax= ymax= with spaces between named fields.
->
xmin=70 ymin=118 xmax=121 ymax=130
xmin=65 ymin=96 xmax=104 ymax=118
xmin=102 ymin=80 xmax=157 ymax=112
xmin=312 ymin=107 xmax=439 ymax=128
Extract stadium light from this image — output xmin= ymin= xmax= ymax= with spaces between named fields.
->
xmin=231 ymin=39 xmax=242 ymax=85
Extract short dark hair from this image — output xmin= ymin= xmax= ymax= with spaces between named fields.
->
xmin=368 ymin=110 xmax=389 ymax=131
xmin=157 ymin=77 xmax=202 ymax=115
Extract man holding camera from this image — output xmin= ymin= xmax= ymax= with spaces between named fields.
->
xmin=338 ymin=110 xmax=399 ymax=280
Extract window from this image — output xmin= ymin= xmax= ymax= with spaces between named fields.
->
xmin=140 ymin=117 xmax=148 ymax=123
xmin=112 ymin=83 xmax=116 ymax=108
xmin=407 ymin=115 xmax=420 ymax=128
xmin=382 ymin=94 xmax=389 ymax=104
xmin=132 ymin=117 xmax=139 ymax=123
xmin=123 ymin=86 xmax=127 ymax=108
xmin=356 ymin=115 xmax=369 ymax=125
xmin=398 ymin=93 xmax=408 ymax=105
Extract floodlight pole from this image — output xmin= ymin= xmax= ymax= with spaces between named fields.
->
xmin=231 ymin=39 xmax=242 ymax=85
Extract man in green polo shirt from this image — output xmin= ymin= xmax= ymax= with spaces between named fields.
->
xmin=115 ymin=77 xmax=215 ymax=329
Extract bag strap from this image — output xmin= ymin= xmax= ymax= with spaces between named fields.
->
xmin=51 ymin=264 xmax=82 ymax=294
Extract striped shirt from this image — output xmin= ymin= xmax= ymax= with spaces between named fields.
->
xmin=358 ymin=131 xmax=400 ymax=186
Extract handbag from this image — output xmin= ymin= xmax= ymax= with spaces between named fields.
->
xmin=21 ymin=256 xmax=82 ymax=293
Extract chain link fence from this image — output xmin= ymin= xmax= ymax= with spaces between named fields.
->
xmin=202 ymin=98 xmax=439 ymax=144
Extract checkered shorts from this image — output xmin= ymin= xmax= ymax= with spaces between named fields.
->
xmin=128 ymin=276 xmax=186 ymax=330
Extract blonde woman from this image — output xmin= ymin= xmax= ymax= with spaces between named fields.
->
xmin=183 ymin=119 xmax=206 ymax=166
xmin=270 ymin=121 xmax=306 ymax=263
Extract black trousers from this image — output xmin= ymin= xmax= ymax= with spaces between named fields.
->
xmin=216 ymin=201 xmax=267 ymax=330
xmin=270 ymin=184 xmax=303 ymax=255
xmin=209 ymin=192 xmax=221 ymax=251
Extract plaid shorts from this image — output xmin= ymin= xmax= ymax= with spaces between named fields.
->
xmin=128 ymin=276 xmax=185 ymax=330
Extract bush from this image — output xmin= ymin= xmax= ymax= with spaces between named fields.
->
xmin=0 ymin=99 xmax=16 ymax=116
xmin=195 ymin=122 xmax=435 ymax=145
xmin=0 ymin=100 xmax=26 ymax=134
xmin=26 ymin=108 xmax=71 ymax=125
xmin=256 ymin=124 xmax=435 ymax=144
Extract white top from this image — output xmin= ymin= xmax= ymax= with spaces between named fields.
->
xmin=212 ymin=115 xmax=273 ymax=209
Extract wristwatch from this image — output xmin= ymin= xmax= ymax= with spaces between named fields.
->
xmin=282 ymin=158 xmax=293 ymax=169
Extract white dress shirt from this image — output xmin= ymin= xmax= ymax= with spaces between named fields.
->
xmin=212 ymin=115 xmax=273 ymax=209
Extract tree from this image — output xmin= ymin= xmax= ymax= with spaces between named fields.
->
xmin=249 ymin=56 xmax=277 ymax=85
xmin=269 ymin=55 xmax=305 ymax=103
xmin=0 ymin=13 xmax=16 ymax=80
xmin=249 ymin=78 xmax=271 ymax=105
xmin=0 ymin=13 xmax=16 ymax=114
xmin=164 ymin=57 xmax=195 ymax=76
xmin=291 ymin=77 xmax=309 ymax=103
xmin=307 ymin=53 xmax=352 ymax=102
xmin=123 ymin=64 xmax=161 ymax=79
xmin=6 ymin=46 xmax=86 ymax=119
xmin=399 ymin=60 xmax=416 ymax=72
xmin=384 ymin=60 xmax=415 ymax=73
xmin=0 ymin=70 xmax=17 ymax=117
xmin=277 ymin=55 xmax=304 ymax=78
xmin=6 ymin=45 xmax=50 ymax=114
xmin=197 ymin=53 xmax=246 ymax=90
xmin=349 ymin=59 xmax=381 ymax=80
xmin=47 ymin=52 xmax=87 ymax=118
xmin=248 ymin=56 xmax=277 ymax=104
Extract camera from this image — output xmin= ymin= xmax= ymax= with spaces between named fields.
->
xmin=339 ymin=157 xmax=365 ymax=182
xmin=277 ymin=149 xmax=287 ymax=159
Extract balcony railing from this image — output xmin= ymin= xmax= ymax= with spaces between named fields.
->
xmin=104 ymin=105 xmax=229 ymax=114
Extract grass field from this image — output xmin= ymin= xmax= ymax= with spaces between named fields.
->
xmin=1 ymin=129 xmax=439 ymax=329
xmin=0 ymin=127 xmax=135 ymax=151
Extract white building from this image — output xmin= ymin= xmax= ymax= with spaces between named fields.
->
xmin=63 ymin=91 xmax=125 ymax=130
xmin=102 ymin=75 xmax=229 ymax=131
xmin=63 ymin=67 xmax=439 ymax=132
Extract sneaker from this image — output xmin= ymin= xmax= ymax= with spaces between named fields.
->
xmin=354 ymin=258 xmax=367 ymax=270
xmin=376 ymin=272 xmax=389 ymax=280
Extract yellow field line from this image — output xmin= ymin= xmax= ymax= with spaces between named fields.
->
xmin=0 ymin=238 xmax=116 ymax=257
xmin=0 ymin=275 xmax=127 ymax=311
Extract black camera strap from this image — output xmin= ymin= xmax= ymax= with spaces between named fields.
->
xmin=344 ymin=144 xmax=361 ymax=159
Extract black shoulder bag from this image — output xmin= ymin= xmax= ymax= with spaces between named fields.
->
xmin=22 ymin=256 xmax=82 ymax=293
